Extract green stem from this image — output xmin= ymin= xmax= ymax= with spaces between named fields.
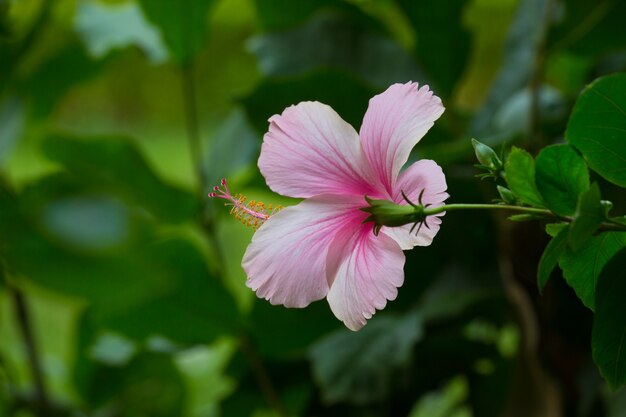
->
xmin=423 ymin=204 xmax=552 ymax=217
xmin=0 ymin=182 xmax=50 ymax=413
xmin=365 ymin=198 xmax=626 ymax=232
xmin=239 ymin=336 xmax=288 ymax=417
xmin=180 ymin=61 xmax=206 ymax=190
xmin=422 ymin=203 xmax=626 ymax=232
xmin=10 ymin=287 xmax=49 ymax=413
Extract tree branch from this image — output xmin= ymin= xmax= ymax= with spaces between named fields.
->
xmin=10 ymin=286 xmax=49 ymax=413
xmin=239 ymin=336 xmax=289 ymax=417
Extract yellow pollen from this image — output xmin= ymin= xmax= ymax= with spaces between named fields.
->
xmin=227 ymin=193 xmax=283 ymax=230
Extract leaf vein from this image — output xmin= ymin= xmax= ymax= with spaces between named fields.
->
xmin=584 ymin=125 xmax=626 ymax=134
xmin=579 ymin=136 xmax=626 ymax=164
xmin=591 ymin=88 xmax=626 ymax=118
xmin=593 ymin=234 xmax=611 ymax=284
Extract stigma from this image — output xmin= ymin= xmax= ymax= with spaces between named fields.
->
xmin=209 ymin=178 xmax=282 ymax=230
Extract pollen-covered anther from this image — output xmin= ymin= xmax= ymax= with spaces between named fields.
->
xmin=208 ymin=178 xmax=283 ymax=230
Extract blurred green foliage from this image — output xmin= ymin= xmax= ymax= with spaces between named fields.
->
xmin=0 ymin=0 xmax=626 ymax=416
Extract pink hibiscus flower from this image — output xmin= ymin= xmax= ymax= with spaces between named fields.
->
xmin=224 ymin=82 xmax=448 ymax=330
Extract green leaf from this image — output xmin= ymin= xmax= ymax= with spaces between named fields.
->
xmin=77 ymin=348 xmax=187 ymax=414
xmin=309 ymin=311 xmax=423 ymax=405
xmin=397 ymin=0 xmax=470 ymax=98
xmin=566 ymin=73 xmax=626 ymax=188
xmin=0 ymin=1 xmax=10 ymax=39
xmin=15 ymin=173 xmax=148 ymax=253
xmin=240 ymin=70 xmax=375 ymax=133
xmin=249 ymin=299 xmax=339 ymax=358
xmin=94 ymin=239 xmax=242 ymax=344
xmin=75 ymin=0 xmax=168 ymax=64
xmin=88 ymin=332 xmax=138 ymax=366
xmin=42 ymin=134 xmax=198 ymax=224
xmin=416 ymin=269 xmax=496 ymax=322
xmin=592 ymin=247 xmax=626 ymax=389
xmin=203 ymin=108 xmax=259 ymax=189
xmin=0 ymin=96 xmax=23 ymax=167
xmin=0 ymin=179 xmax=19 ymax=241
xmin=545 ymin=222 xmax=568 ymax=237
xmin=216 ymin=218 xmax=256 ymax=312
xmin=0 ymin=261 xmax=6 ymax=290
xmin=248 ymin=12 xmax=421 ymax=88
xmin=535 ymin=144 xmax=589 ymax=216
xmin=175 ymin=341 xmax=238 ymax=415
xmin=253 ymin=0 xmax=337 ymax=30
xmin=41 ymin=195 xmax=135 ymax=252
xmin=408 ymin=376 xmax=471 ymax=417
xmin=568 ymin=183 xmax=605 ymax=250
xmin=2 ymin=175 xmax=174 ymax=313
xmin=559 ymin=232 xmax=626 ymax=310
xmin=504 ymin=147 xmax=544 ymax=207
xmin=6 ymin=233 xmax=173 ymax=316
xmin=21 ymin=44 xmax=104 ymax=119
xmin=138 ymin=0 xmax=215 ymax=63
xmin=7 ymin=232 xmax=173 ymax=314
xmin=537 ymin=227 xmax=569 ymax=291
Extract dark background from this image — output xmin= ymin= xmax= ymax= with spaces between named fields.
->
xmin=1 ymin=0 xmax=626 ymax=416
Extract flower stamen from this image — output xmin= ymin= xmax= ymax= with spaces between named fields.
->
xmin=209 ymin=178 xmax=282 ymax=230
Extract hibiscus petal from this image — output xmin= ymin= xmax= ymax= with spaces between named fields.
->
xmin=326 ymin=226 xmax=405 ymax=331
xmin=259 ymin=101 xmax=375 ymax=199
xmin=360 ymin=82 xmax=444 ymax=194
xmin=383 ymin=159 xmax=449 ymax=249
xmin=242 ymin=195 xmax=364 ymax=308
xmin=382 ymin=217 xmax=443 ymax=250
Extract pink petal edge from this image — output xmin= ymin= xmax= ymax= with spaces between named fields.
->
xmin=258 ymin=101 xmax=377 ymax=199
xmin=359 ymin=82 xmax=445 ymax=195
xmin=326 ymin=226 xmax=405 ymax=331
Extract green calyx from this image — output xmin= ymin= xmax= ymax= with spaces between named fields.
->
xmin=361 ymin=193 xmax=429 ymax=235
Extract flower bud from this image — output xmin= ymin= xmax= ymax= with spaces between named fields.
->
xmin=471 ymin=139 xmax=503 ymax=171
xmin=497 ymin=186 xmax=517 ymax=204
